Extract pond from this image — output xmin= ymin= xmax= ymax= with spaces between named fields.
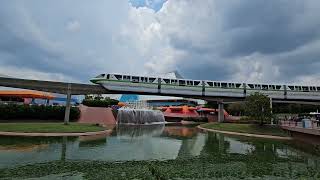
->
xmin=0 ymin=124 xmax=320 ymax=179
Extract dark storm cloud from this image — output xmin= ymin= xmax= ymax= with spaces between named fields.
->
xmin=218 ymin=0 xmax=320 ymax=57
xmin=166 ymin=0 xmax=320 ymax=83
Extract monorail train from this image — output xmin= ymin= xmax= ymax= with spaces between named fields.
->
xmin=90 ymin=73 xmax=320 ymax=100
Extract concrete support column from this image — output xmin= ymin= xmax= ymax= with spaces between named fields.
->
xmin=270 ymin=97 xmax=273 ymax=125
xmin=64 ymin=84 xmax=71 ymax=125
xmin=218 ymin=102 xmax=224 ymax=123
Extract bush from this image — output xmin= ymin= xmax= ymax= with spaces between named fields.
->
xmin=82 ymin=99 xmax=119 ymax=107
xmin=0 ymin=104 xmax=80 ymax=121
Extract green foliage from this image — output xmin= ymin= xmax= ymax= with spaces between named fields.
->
xmin=0 ymin=104 xmax=80 ymax=121
xmin=227 ymin=102 xmax=245 ymax=116
xmin=244 ymin=92 xmax=272 ymax=125
xmin=204 ymin=101 xmax=218 ymax=108
xmin=82 ymin=99 xmax=119 ymax=107
xmin=0 ymin=123 xmax=105 ymax=133
xmin=0 ymin=157 xmax=318 ymax=179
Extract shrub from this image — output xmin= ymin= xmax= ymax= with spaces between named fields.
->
xmin=0 ymin=104 xmax=80 ymax=121
xmin=82 ymin=99 xmax=119 ymax=107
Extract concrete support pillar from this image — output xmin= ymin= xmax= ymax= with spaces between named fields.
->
xmin=218 ymin=102 xmax=224 ymax=123
xmin=270 ymin=97 xmax=273 ymax=125
xmin=46 ymin=99 xmax=50 ymax=106
xmin=64 ymin=84 xmax=71 ymax=125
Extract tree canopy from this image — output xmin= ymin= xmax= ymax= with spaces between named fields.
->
xmin=244 ymin=92 xmax=272 ymax=125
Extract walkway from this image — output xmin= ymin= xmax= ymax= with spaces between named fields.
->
xmin=197 ymin=126 xmax=292 ymax=140
xmin=280 ymin=120 xmax=320 ymax=136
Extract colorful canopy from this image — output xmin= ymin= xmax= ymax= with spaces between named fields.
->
xmin=0 ymin=90 xmax=55 ymax=99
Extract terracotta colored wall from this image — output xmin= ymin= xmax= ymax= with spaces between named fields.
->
xmin=78 ymin=105 xmax=116 ymax=125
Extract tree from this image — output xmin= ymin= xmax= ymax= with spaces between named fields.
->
xmin=94 ymin=94 xmax=103 ymax=100
xmin=244 ymin=92 xmax=272 ymax=125
xmin=204 ymin=101 xmax=218 ymax=109
xmin=227 ymin=102 xmax=245 ymax=116
xmin=84 ymin=95 xmax=93 ymax=100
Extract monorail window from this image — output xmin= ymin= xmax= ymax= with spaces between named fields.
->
xmin=228 ymin=83 xmax=235 ymax=88
xmin=254 ymin=85 xmax=261 ymax=89
xmin=269 ymin=85 xmax=275 ymax=90
xmin=295 ymin=86 xmax=302 ymax=91
xmin=248 ymin=84 xmax=254 ymax=89
xmin=276 ymin=85 xmax=281 ymax=90
xmin=106 ymin=74 xmax=110 ymax=79
xmin=162 ymin=79 xmax=169 ymax=84
xmin=96 ymin=74 xmax=105 ymax=78
xmin=148 ymin=78 xmax=155 ymax=83
xmin=179 ymin=80 xmax=186 ymax=86
xmin=194 ymin=81 xmax=200 ymax=86
xmin=115 ymin=75 xmax=122 ymax=80
xmin=132 ymin=76 xmax=139 ymax=82
xmin=141 ymin=77 xmax=148 ymax=82
xmin=207 ymin=82 xmax=213 ymax=87
xmin=221 ymin=83 xmax=228 ymax=88
xmin=302 ymin=86 xmax=309 ymax=92
xmin=262 ymin=85 xmax=268 ymax=90
xmin=317 ymin=87 xmax=320 ymax=91
xmin=288 ymin=86 xmax=294 ymax=90
xmin=214 ymin=82 xmax=220 ymax=87
xmin=187 ymin=81 xmax=193 ymax=86
xmin=171 ymin=79 xmax=178 ymax=84
xmin=123 ymin=75 xmax=130 ymax=81
xmin=310 ymin=87 xmax=316 ymax=91
xmin=236 ymin=84 xmax=241 ymax=88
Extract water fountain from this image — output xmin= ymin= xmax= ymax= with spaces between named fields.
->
xmin=117 ymin=101 xmax=165 ymax=125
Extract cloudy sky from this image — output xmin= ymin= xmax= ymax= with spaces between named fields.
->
xmin=1 ymin=0 xmax=320 ymax=85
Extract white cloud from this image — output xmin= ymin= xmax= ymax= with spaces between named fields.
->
xmin=1 ymin=0 xmax=320 ymax=87
xmin=66 ymin=20 xmax=81 ymax=32
xmin=0 ymin=63 xmax=78 ymax=82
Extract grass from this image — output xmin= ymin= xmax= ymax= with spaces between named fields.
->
xmin=0 ymin=123 xmax=106 ymax=133
xmin=200 ymin=123 xmax=290 ymax=137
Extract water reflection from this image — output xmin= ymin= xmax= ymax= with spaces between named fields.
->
xmin=116 ymin=124 xmax=165 ymax=139
xmin=0 ymin=125 xmax=320 ymax=173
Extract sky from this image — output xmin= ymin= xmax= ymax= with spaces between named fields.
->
xmin=1 ymin=0 xmax=320 ymax=85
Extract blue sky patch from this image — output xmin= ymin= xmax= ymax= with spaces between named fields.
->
xmin=129 ymin=0 xmax=167 ymax=11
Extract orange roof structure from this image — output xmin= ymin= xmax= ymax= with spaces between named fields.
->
xmin=0 ymin=90 xmax=55 ymax=99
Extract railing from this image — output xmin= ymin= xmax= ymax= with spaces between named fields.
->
xmin=280 ymin=120 xmax=320 ymax=130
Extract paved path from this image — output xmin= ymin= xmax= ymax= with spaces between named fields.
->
xmin=78 ymin=105 xmax=116 ymax=125
xmin=197 ymin=126 xmax=292 ymax=140
xmin=281 ymin=125 xmax=320 ymax=136
xmin=0 ymin=130 xmax=112 ymax=137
